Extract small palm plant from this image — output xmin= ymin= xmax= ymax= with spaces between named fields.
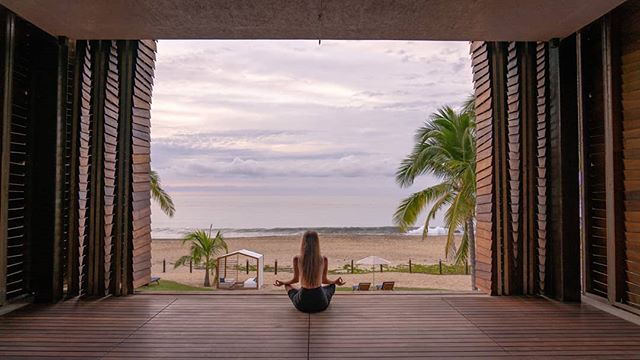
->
xmin=174 ymin=226 xmax=228 ymax=287
xmin=151 ymin=170 xmax=175 ymax=217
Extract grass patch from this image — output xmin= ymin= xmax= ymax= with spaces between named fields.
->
xmin=137 ymin=279 xmax=215 ymax=292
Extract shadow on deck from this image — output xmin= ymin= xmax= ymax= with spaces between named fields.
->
xmin=1 ymin=294 xmax=640 ymax=359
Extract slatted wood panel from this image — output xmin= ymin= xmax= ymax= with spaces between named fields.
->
xmin=5 ymin=19 xmax=31 ymax=300
xmin=103 ymin=42 xmax=119 ymax=293
xmin=506 ymin=42 xmax=521 ymax=280
xmin=580 ymin=25 xmax=609 ymax=298
xmin=77 ymin=42 xmax=93 ymax=295
xmin=620 ymin=3 xmax=640 ymax=308
xmin=471 ymin=41 xmax=494 ymax=294
xmin=1 ymin=294 xmax=639 ymax=358
xmin=131 ymin=40 xmax=155 ymax=289
xmin=61 ymin=41 xmax=75 ymax=294
xmin=0 ymin=10 xmax=7 ymax=305
xmin=535 ymin=42 xmax=549 ymax=294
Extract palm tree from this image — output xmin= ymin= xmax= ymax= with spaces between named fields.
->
xmin=394 ymin=97 xmax=476 ymax=289
xmin=151 ymin=169 xmax=175 ymax=217
xmin=174 ymin=226 xmax=228 ymax=287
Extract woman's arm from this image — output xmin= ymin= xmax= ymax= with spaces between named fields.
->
xmin=275 ymin=256 xmax=299 ymax=286
xmin=322 ymin=257 xmax=345 ymax=285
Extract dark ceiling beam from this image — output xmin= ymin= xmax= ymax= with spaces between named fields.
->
xmin=0 ymin=0 xmax=626 ymax=41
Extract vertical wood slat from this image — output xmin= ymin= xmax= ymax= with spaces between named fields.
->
xmin=535 ymin=42 xmax=549 ymax=295
xmin=505 ymin=42 xmax=539 ymax=295
xmin=66 ymin=40 xmax=81 ymax=298
xmin=471 ymin=41 xmax=495 ymax=294
xmin=0 ymin=10 xmax=14 ymax=305
xmin=547 ymin=36 xmax=581 ymax=301
xmin=76 ymin=42 xmax=92 ymax=296
xmin=521 ymin=43 xmax=539 ymax=295
xmin=114 ymin=40 xmax=136 ymax=295
xmin=619 ymin=2 xmax=640 ymax=309
xmin=5 ymin=14 xmax=29 ymax=301
xmin=491 ymin=42 xmax=510 ymax=295
xmin=506 ymin=42 xmax=521 ymax=293
xmin=602 ymin=16 xmax=625 ymax=305
xmin=52 ymin=38 xmax=70 ymax=302
xmin=88 ymin=41 xmax=106 ymax=297
xmin=103 ymin=42 xmax=119 ymax=293
xmin=131 ymin=40 xmax=155 ymax=289
xmin=61 ymin=41 xmax=75 ymax=297
xmin=579 ymin=24 xmax=609 ymax=299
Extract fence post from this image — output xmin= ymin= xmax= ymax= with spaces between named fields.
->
xmin=409 ymin=259 xmax=412 ymax=274
xmin=163 ymin=259 xmax=166 ymax=273
xmin=190 ymin=259 xmax=193 ymax=273
xmin=351 ymin=259 xmax=354 ymax=274
xmin=380 ymin=264 xmax=383 ymax=273
xmin=439 ymin=259 xmax=442 ymax=275
xmin=246 ymin=259 xmax=249 ymax=274
xmin=465 ymin=261 xmax=469 ymax=275
xmin=275 ymin=260 xmax=278 ymax=275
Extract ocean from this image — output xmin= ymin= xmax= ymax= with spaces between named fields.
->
xmin=151 ymin=225 xmax=451 ymax=239
xmin=150 ymin=191 xmax=449 ymax=239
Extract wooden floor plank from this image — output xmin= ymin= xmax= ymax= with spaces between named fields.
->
xmin=0 ymin=294 xmax=639 ymax=359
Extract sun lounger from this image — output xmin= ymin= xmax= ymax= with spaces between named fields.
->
xmin=150 ymin=276 xmax=161 ymax=285
xmin=352 ymin=282 xmax=371 ymax=291
xmin=376 ymin=281 xmax=395 ymax=290
xmin=218 ymin=278 xmax=236 ymax=289
xmin=243 ymin=277 xmax=257 ymax=288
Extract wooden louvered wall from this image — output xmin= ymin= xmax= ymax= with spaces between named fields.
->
xmin=471 ymin=40 xmax=553 ymax=296
xmin=0 ymin=17 xmax=157 ymax=302
xmin=130 ymin=40 xmax=155 ymax=290
xmin=0 ymin=10 xmax=72 ymax=304
xmin=620 ymin=3 xmax=640 ymax=309
xmin=471 ymin=41 xmax=495 ymax=294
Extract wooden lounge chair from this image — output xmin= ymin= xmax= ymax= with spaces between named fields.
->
xmin=376 ymin=281 xmax=395 ymax=290
xmin=352 ymin=282 xmax=371 ymax=291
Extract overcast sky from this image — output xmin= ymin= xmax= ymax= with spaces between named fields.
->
xmin=150 ymin=40 xmax=472 ymax=232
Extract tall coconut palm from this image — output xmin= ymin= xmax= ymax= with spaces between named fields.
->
xmin=174 ymin=226 xmax=228 ymax=287
xmin=394 ymin=97 xmax=476 ymax=289
xmin=151 ymin=169 xmax=175 ymax=217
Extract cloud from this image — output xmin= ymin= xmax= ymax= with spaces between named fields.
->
xmin=150 ymin=39 xmax=473 ymax=202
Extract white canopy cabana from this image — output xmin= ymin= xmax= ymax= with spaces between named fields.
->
xmin=216 ymin=249 xmax=264 ymax=289
xmin=356 ymin=256 xmax=391 ymax=286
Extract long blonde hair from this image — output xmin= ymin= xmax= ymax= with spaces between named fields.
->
xmin=299 ymin=231 xmax=323 ymax=287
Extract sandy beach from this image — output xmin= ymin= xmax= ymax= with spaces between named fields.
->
xmin=151 ymin=234 xmax=471 ymax=291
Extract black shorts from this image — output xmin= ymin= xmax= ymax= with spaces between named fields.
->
xmin=287 ymin=284 xmax=336 ymax=313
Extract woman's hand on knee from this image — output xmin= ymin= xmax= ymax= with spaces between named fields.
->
xmin=274 ymin=280 xmax=285 ymax=287
xmin=333 ymin=277 xmax=345 ymax=286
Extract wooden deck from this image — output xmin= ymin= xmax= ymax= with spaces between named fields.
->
xmin=1 ymin=294 xmax=640 ymax=359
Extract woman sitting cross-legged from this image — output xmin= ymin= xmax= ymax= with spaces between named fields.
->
xmin=274 ymin=230 xmax=345 ymax=313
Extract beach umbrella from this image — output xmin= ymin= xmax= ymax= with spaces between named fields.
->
xmin=356 ymin=256 xmax=390 ymax=288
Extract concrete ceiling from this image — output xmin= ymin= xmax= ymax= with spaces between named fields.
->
xmin=0 ymin=0 xmax=627 ymax=41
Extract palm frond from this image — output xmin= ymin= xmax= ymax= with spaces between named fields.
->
xmin=393 ymin=183 xmax=451 ymax=231
xmin=150 ymin=170 xmax=176 ymax=217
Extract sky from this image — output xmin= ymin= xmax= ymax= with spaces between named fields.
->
xmin=150 ymin=40 xmax=473 ymax=233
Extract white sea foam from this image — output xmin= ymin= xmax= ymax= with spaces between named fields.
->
xmin=405 ymin=226 xmax=448 ymax=236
